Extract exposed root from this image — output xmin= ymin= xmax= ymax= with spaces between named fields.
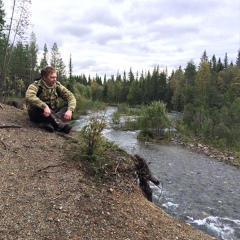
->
xmin=134 ymin=154 xmax=160 ymax=202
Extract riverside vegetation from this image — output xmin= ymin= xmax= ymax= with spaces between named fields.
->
xmin=109 ymin=102 xmax=240 ymax=167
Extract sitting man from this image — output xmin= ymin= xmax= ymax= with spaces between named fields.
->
xmin=25 ymin=66 xmax=76 ymax=134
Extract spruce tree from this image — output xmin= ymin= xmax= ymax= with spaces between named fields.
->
xmin=236 ymin=49 xmax=240 ymax=67
xmin=50 ymin=42 xmax=66 ymax=81
xmin=39 ymin=44 xmax=49 ymax=69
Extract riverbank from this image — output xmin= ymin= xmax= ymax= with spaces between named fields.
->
xmin=0 ymin=104 xmax=216 ymax=239
xmin=172 ymin=132 xmax=239 ymax=167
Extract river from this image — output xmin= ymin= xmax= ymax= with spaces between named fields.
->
xmin=73 ymin=107 xmax=240 ymax=240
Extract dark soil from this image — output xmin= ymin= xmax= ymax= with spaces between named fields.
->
xmin=0 ymin=104 xmax=216 ymax=240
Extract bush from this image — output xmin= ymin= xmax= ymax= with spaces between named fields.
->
xmin=137 ymin=101 xmax=171 ymax=140
xmin=79 ymin=115 xmax=107 ymax=155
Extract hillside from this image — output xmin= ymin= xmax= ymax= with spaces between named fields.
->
xmin=0 ymin=104 xmax=216 ymax=240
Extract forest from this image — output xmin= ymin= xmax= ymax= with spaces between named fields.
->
xmin=0 ymin=0 xmax=239 ymax=152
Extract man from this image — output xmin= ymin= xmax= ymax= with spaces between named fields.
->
xmin=25 ymin=66 xmax=76 ymax=134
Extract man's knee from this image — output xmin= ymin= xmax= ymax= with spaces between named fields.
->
xmin=28 ymin=107 xmax=45 ymax=122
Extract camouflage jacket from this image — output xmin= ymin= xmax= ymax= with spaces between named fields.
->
xmin=25 ymin=79 xmax=76 ymax=112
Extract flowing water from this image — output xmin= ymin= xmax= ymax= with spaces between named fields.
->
xmin=73 ymin=107 xmax=240 ymax=240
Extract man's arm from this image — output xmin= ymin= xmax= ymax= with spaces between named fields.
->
xmin=25 ymin=83 xmax=48 ymax=110
xmin=57 ymin=83 xmax=77 ymax=112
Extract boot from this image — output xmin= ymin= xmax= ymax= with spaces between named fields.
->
xmin=49 ymin=114 xmax=72 ymax=134
xmin=43 ymin=122 xmax=54 ymax=132
xmin=62 ymin=124 xmax=72 ymax=134
xmin=49 ymin=113 xmax=65 ymax=130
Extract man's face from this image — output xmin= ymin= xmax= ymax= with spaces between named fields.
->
xmin=43 ymin=71 xmax=57 ymax=87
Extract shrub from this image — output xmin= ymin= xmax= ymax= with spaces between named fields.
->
xmin=79 ymin=115 xmax=107 ymax=155
xmin=137 ymin=101 xmax=171 ymax=140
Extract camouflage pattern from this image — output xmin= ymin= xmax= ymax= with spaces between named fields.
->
xmin=25 ymin=79 xmax=76 ymax=112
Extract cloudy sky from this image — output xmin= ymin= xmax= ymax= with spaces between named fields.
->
xmin=4 ymin=0 xmax=240 ymax=78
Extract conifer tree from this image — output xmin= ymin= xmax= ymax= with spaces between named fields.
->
xmin=200 ymin=50 xmax=208 ymax=63
xmin=224 ymin=53 xmax=228 ymax=69
xmin=39 ymin=44 xmax=49 ymax=70
xmin=27 ymin=32 xmax=38 ymax=85
xmin=236 ymin=49 xmax=240 ymax=67
xmin=50 ymin=42 xmax=66 ymax=81
xmin=211 ymin=54 xmax=217 ymax=72
xmin=195 ymin=61 xmax=211 ymax=107
xmin=67 ymin=53 xmax=74 ymax=92
xmin=183 ymin=61 xmax=197 ymax=106
xmin=216 ymin=57 xmax=224 ymax=72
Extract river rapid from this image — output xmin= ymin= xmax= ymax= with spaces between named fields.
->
xmin=73 ymin=107 xmax=240 ymax=240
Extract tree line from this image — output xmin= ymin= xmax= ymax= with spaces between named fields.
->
xmin=73 ymin=50 xmax=240 ymax=150
xmin=1 ymin=0 xmax=239 ymax=151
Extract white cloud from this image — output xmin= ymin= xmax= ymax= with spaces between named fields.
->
xmin=3 ymin=0 xmax=240 ymax=78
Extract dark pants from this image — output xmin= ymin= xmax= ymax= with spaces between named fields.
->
xmin=28 ymin=105 xmax=68 ymax=130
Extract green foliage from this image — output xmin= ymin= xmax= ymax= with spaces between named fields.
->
xmin=79 ymin=115 xmax=107 ymax=156
xmin=117 ymin=104 xmax=141 ymax=115
xmin=110 ymin=105 xmax=140 ymax=130
xmin=71 ymin=117 xmax=119 ymax=184
xmin=111 ymin=111 xmax=121 ymax=125
xmin=180 ymin=97 xmax=240 ymax=151
xmin=117 ymin=104 xmax=131 ymax=114
xmin=122 ymin=116 xmax=139 ymax=130
xmin=137 ymin=101 xmax=171 ymax=140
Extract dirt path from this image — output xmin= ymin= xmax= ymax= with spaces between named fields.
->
xmin=0 ymin=104 xmax=216 ymax=239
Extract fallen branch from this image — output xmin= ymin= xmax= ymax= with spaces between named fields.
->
xmin=36 ymin=163 xmax=66 ymax=173
xmin=0 ymin=139 xmax=8 ymax=152
xmin=0 ymin=125 xmax=22 ymax=128
xmin=114 ymin=160 xmax=120 ymax=174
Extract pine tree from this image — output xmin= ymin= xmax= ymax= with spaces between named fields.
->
xmin=184 ymin=61 xmax=197 ymax=87
xmin=224 ymin=52 xmax=228 ymax=69
xmin=216 ymin=57 xmax=224 ymax=72
xmin=210 ymin=54 xmax=217 ymax=72
xmin=39 ymin=44 xmax=49 ymax=69
xmin=236 ymin=49 xmax=240 ymax=67
xmin=200 ymin=50 xmax=208 ymax=63
xmin=169 ymin=67 xmax=184 ymax=111
xmin=195 ymin=61 xmax=211 ymax=107
xmin=67 ymin=53 xmax=74 ymax=92
xmin=27 ymin=32 xmax=38 ymax=86
xmin=50 ymin=42 xmax=66 ymax=81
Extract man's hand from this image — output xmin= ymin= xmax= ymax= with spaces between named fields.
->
xmin=64 ymin=110 xmax=73 ymax=121
xmin=43 ymin=106 xmax=51 ymax=117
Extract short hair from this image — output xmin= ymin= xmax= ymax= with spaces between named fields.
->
xmin=41 ymin=66 xmax=57 ymax=78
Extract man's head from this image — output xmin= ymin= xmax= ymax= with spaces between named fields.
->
xmin=41 ymin=66 xmax=57 ymax=87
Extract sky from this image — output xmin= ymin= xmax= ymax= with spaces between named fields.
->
xmin=3 ymin=0 xmax=240 ymax=78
